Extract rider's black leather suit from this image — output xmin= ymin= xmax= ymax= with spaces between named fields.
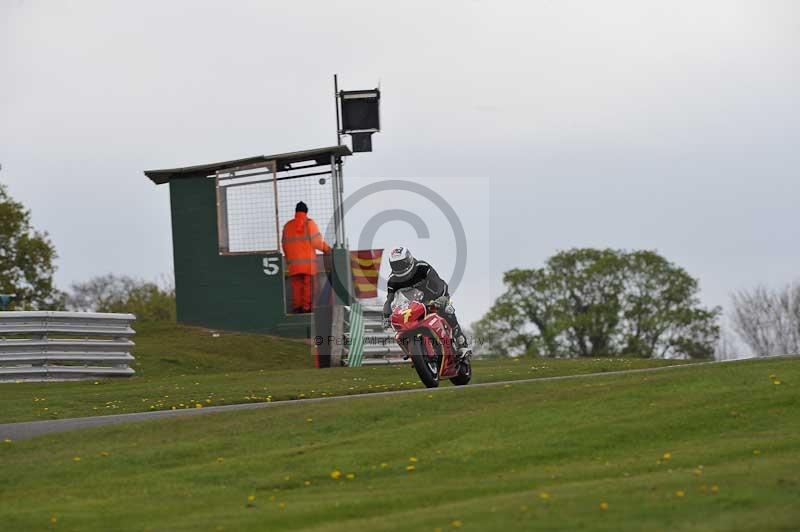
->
xmin=382 ymin=261 xmax=467 ymax=348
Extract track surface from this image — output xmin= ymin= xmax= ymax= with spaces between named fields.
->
xmin=1 ymin=356 xmax=793 ymax=442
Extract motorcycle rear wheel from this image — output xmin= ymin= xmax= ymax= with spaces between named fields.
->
xmin=410 ymin=337 xmax=440 ymax=388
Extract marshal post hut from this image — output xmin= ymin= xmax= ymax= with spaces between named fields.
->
xmin=144 ymin=145 xmax=355 ymax=339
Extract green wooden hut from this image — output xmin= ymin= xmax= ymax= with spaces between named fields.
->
xmin=144 ymin=146 xmax=352 ymax=338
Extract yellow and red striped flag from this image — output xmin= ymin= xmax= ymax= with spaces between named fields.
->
xmin=350 ymin=249 xmax=383 ymax=299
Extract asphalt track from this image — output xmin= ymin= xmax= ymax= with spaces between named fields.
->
xmin=1 ymin=355 xmax=795 ymax=442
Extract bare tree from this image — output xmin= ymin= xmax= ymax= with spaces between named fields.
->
xmin=714 ymin=323 xmax=745 ymax=361
xmin=730 ymin=283 xmax=800 ymax=357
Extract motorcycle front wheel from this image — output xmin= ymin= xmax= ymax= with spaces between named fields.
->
xmin=449 ymin=360 xmax=472 ymax=386
xmin=410 ymin=336 xmax=440 ymax=388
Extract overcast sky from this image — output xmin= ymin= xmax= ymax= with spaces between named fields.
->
xmin=2 ymin=0 xmax=798 ymax=327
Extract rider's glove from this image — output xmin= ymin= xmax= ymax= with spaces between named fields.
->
xmin=382 ymin=317 xmax=391 ymax=330
xmin=432 ymin=295 xmax=449 ymax=312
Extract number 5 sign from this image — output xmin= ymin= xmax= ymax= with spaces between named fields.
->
xmin=263 ymin=256 xmax=281 ymax=276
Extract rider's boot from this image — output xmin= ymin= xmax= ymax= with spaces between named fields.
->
xmin=455 ymin=332 xmax=471 ymax=362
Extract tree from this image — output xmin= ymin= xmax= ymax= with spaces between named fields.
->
xmin=67 ymin=274 xmax=176 ymax=321
xmin=472 ymin=248 xmax=719 ymax=359
xmin=729 ymin=283 xmax=800 ymax=357
xmin=544 ymin=249 xmax=625 ymax=357
xmin=619 ymin=251 xmax=719 ymax=359
xmin=0 ymin=183 xmax=64 ymax=309
xmin=473 ymin=291 xmax=535 ymax=357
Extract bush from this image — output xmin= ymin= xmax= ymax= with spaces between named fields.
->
xmin=67 ymin=274 xmax=176 ymax=321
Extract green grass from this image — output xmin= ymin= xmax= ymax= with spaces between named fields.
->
xmin=0 ymin=321 xmax=692 ymax=423
xmin=130 ymin=321 xmax=314 ymax=377
xmin=1 ymin=357 xmax=798 ymax=531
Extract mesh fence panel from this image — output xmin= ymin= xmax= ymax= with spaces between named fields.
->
xmin=217 ymin=170 xmax=336 ymax=254
xmin=224 ymin=180 xmax=278 ymax=252
xmin=277 ymin=174 xmax=336 ymax=244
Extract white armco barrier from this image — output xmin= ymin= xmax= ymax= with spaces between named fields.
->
xmin=356 ymin=305 xmax=407 ymax=366
xmin=0 ymin=312 xmax=136 ymax=382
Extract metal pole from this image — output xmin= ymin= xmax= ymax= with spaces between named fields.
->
xmin=334 ymin=74 xmax=341 ymax=147
xmin=330 ymin=154 xmax=342 ymax=246
xmin=333 ymin=74 xmax=346 ymax=246
xmin=337 ymin=158 xmax=346 ymax=246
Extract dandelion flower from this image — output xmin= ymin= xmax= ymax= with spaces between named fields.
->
xmin=100 ymin=451 xmax=110 ymax=457
xmin=330 ymin=469 xmax=342 ymax=480
xmin=406 ymin=465 xmax=416 ymax=472
xmin=773 ymin=380 xmax=781 ymax=385
xmin=346 ymin=473 xmax=355 ymax=480
xmin=50 ymin=516 xmax=57 ymax=525
xmin=73 ymin=456 xmax=81 ymax=462
xmin=663 ymin=452 xmax=672 ymax=460
xmin=711 ymin=485 xmax=719 ymax=493
xmin=599 ymin=502 xmax=609 ymax=511
xmin=3 ymin=438 xmax=12 ymax=444
xmin=753 ymin=449 xmax=761 ymax=455
xmin=278 ymin=502 xmax=286 ymax=510
xmin=539 ymin=491 xmax=551 ymax=500
xmin=380 ymin=463 xmax=389 ymax=469
xmin=247 ymin=494 xmax=256 ymax=503
xmin=451 ymin=520 xmax=463 ymax=528
xmin=304 ymin=480 xmax=311 ymax=486
xmin=217 ymin=457 xmax=224 ymax=463
xmin=409 ymin=457 xmax=418 ymax=463
xmin=676 ymin=490 xmax=685 ymax=497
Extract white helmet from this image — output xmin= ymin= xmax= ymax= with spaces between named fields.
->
xmin=389 ymin=246 xmax=415 ymax=281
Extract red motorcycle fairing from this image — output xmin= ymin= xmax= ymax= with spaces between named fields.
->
xmin=391 ymin=301 xmax=459 ymax=379
xmin=390 ymin=300 xmax=427 ymax=330
xmin=420 ymin=312 xmax=459 ymax=378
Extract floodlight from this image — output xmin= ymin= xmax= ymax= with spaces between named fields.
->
xmin=340 ymin=89 xmax=380 ymax=132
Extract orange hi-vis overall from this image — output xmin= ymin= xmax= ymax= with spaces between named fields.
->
xmin=281 ymin=212 xmax=332 ymax=313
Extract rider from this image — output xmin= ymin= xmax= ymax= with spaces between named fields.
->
xmin=382 ymin=247 xmax=471 ymax=359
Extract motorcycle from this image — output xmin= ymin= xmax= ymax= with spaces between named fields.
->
xmin=389 ymin=287 xmax=472 ymax=388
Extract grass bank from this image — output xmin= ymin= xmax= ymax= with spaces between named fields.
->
xmin=1 ymin=357 xmax=797 ymax=531
xmin=0 ymin=319 xmax=690 ymax=423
